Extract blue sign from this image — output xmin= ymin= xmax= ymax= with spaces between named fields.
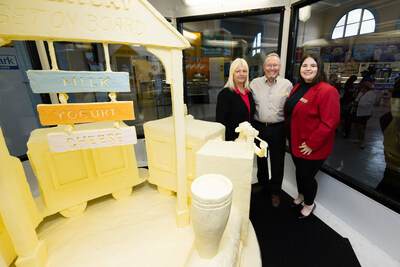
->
xmin=0 ymin=55 xmax=18 ymax=70
xmin=27 ymin=70 xmax=130 ymax=93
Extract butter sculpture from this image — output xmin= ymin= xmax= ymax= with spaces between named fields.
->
xmin=0 ymin=128 xmax=47 ymax=267
xmin=196 ymin=122 xmax=268 ymax=245
xmin=144 ymin=115 xmax=225 ymax=195
xmin=27 ymin=121 xmax=143 ymax=218
xmin=0 ymin=0 xmax=264 ymax=266
xmin=190 ymin=174 xmax=233 ymax=258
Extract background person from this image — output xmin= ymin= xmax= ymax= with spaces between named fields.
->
xmin=284 ymin=53 xmax=340 ymax=219
xmin=350 ymin=82 xmax=376 ymax=148
xmin=250 ymin=53 xmax=293 ymax=207
xmin=340 ymin=75 xmax=358 ymax=138
xmin=216 ymin=58 xmax=255 ymax=141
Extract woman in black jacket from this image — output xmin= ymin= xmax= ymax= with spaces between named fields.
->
xmin=216 ymin=58 xmax=255 ymax=141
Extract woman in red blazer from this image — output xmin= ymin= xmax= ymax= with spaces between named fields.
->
xmin=284 ymin=54 xmax=340 ymax=219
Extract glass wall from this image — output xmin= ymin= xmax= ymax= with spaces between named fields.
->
xmin=0 ymin=41 xmax=42 ymax=157
xmin=288 ymin=0 xmax=400 ymax=212
xmin=178 ymin=10 xmax=283 ymax=121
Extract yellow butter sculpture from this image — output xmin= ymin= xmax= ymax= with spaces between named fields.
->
xmin=27 ymin=122 xmax=143 ymax=218
xmin=0 ymin=0 xmax=191 ymax=265
xmin=144 ymin=115 xmax=225 ymax=196
xmin=0 ymin=0 xmax=266 ymax=266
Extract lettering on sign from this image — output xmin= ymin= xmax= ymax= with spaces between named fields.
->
xmin=47 ymin=126 xmax=137 ymax=153
xmin=27 ymin=70 xmax=130 ymax=93
xmin=0 ymin=1 xmax=146 ymax=40
xmin=37 ymin=102 xmax=134 ymax=125
xmin=0 ymin=0 xmax=189 ymax=49
xmin=0 ymin=55 xmax=18 ymax=70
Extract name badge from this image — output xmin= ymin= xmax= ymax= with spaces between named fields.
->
xmin=300 ymin=97 xmax=308 ymax=103
xmin=279 ymin=92 xmax=289 ymax=95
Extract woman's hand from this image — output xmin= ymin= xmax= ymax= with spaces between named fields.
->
xmin=299 ymin=142 xmax=312 ymax=155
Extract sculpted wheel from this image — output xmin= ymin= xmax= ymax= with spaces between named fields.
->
xmin=157 ymin=186 xmax=174 ymax=196
xmin=60 ymin=202 xmax=87 ymax=218
xmin=112 ymin=187 xmax=133 ymax=200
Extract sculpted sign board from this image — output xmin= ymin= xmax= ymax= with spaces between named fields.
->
xmin=47 ymin=126 xmax=137 ymax=152
xmin=0 ymin=0 xmax=190 ymax=48
xmin=27 ymin=70 xmax=130 ymax=93
xmin=37 ymin=102 xmax=134 ymax=125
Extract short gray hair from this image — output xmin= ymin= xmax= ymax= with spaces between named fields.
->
xmin=263 ymin=53 xmax=281 ymax=67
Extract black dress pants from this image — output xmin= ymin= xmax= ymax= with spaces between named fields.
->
xmin=290 ymin=154 xmax=326 ymax=205
xmin=253 ymin=120 xmax=286 ymax=195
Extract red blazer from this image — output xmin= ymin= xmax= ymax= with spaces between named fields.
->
xmin=286 ymin=82 xmax=340 ymax=160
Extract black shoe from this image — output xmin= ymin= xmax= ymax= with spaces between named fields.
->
xmin=297 ymin=203 xmax=316 ymax=219
xmin=290 ymin=200 xmax=304 ymax=208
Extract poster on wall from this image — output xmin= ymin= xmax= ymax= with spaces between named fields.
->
xmin=332 ymin=46 xmax=349 ymax=62
xmin=321 ymin=47 xmax=333 ymax=62
xmin=382 ymin=44 xmax=400 ymax=62
xmin=295 ymin=49 xmax=303 ymax=62
xmin=303 ymin=47 xmax=320 ymax=57
xmin=321 ymin=46 xmax=351 ymax=63
xmin=352 ymin=44 xmax=375 ymax=62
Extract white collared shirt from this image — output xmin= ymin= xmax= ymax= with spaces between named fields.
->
xmin=250 ymin=76 xmax=293 ymax=123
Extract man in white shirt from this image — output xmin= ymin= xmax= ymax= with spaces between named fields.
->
xmin=250 ymin=53 xmax=293 ymax=207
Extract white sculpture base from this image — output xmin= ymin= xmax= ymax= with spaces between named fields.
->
xmin=36 ymin=182 xmax=261 ymax=267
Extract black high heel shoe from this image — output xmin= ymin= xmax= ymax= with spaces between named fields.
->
xmin=290 ymin=200 xmax=304 ymax=208
xmin=297 ymin=203 xmax=316 ymax=219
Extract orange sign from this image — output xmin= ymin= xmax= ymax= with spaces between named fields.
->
xmin=37 ymin=102 xmax=134 ymax=126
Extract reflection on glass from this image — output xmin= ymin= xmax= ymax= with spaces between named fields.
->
xmin=293 ymin=0 xmax=400 ymax=212
xmin=337 ymin=15 xmax=347 ymax=27
xmin=180 ymin=13 xmax=281 ymax=121
xmin=53 ymin=42 xmax=171 ymax=137
xmin=332 ymin=26 xmax=344 ymax=39
xmin=345 ymin=23 xmax=360 ymax=37
xmin=363 ymin=9 xmax=374 ymax=20
xmin=347 ymin=9 xmax=362 ymax=24
xmin=360 ymin=20 xmax=375 ymax=34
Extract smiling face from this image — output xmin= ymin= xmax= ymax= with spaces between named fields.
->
xmin=300 ymin=57 xmax=318 ymax=83
xmin=263 ymin=56 xmax=281 ymax=81
xmin=233 ymin=64 xmax=248 ymax=87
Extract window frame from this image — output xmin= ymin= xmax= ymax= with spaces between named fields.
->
xmin=286 ymin=0 xmax=400 ymax=214
xmin=331 ymin=7 xmax=377 ymax=40
xmin=177 ymin=7 xmax=285 ymax=108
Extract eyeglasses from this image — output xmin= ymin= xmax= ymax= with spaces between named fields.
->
xmin=265 ymin=64 xmax=280 ymax=68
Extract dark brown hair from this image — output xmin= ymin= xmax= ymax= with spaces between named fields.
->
xmin=297 ymin=53 xmax=327 ymax=86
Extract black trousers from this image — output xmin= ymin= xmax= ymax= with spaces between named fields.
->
xmin=253 ymin=120 xmax=286 ymax=195
xmin=290 ymin=154 xmax=326 ymax=206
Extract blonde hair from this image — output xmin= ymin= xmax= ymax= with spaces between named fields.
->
xmin=224 ymin=58 xmax=250 ymax=91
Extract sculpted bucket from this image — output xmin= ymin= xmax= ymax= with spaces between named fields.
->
xmin=190 ymin=174 xmax=233 ymax=258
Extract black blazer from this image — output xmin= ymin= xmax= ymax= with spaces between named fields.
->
xmin=216 ymin=87 xmax=256 ymax=141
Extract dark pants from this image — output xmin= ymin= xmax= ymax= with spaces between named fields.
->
xmin=253 ymin=120 xmax=286 ymax=195
xmin=291 ymin=154 xmax=326 ymax=206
